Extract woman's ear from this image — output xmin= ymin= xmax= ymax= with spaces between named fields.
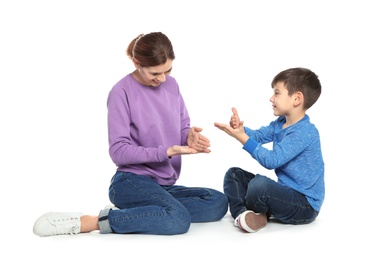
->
xmin=132 ymin=58 xmax=141 ymax=69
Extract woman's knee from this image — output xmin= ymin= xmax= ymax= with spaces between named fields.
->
xmin=162 ymin=207 xmax=191 ymax=235
xmin=212 ymin=192 xmax=229 ymax=220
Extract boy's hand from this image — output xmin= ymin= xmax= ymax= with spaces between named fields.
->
xmin=214 ymin=107 xmax=249 ymax=145
xmin=230 ymin=107 xmax=244 ymax=129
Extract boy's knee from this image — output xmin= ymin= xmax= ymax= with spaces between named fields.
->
xmin=225 ymin=167 xmax=242 ymax=179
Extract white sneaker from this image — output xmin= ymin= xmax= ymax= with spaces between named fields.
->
xmin=104 ymin=204 xmax=119 ymax=210
xmin=33 ymin=212 xmax=82 ymax=237
xmin=234 ymin=210 xmax=267 ymax=233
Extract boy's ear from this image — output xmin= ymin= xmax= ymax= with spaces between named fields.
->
xmin=294 ymin=91 xmax=304 ymax=107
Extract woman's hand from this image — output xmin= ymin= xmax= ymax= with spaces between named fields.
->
xmin=167 ymin=145 xmax=199 ymax=158
xmin=187 ymin=126 xmax=211 ymax=153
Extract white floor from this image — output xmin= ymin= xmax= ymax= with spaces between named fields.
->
xmin=6 ymin=199 xmax=388 ymax=259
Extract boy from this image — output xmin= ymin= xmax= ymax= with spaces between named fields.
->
xmin=214 ymin=67 xmax=324 ymax=233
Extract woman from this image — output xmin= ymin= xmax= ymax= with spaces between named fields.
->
xmin=33 ymin=32 xmax=228 ymax=236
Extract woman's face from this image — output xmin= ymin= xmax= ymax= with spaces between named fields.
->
xmin=137 ymin=59 xmax=173 ymax=87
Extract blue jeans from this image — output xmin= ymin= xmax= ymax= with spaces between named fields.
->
xmin=223 ymin=167 xmax=318 ymax=225
xmin=98 ymin=171 xmax=228 ymax=235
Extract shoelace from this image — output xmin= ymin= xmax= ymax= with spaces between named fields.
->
xmin=51 ymin=216 xmax=80 ymax=235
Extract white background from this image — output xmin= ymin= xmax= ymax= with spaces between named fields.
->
xmin=1 ymin=0 xmax=389 ymax=259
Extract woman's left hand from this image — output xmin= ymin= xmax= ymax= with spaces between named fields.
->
xmin=187 ymin=126 xmax=211 ymax=153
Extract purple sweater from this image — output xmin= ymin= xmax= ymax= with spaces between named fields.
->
xmin=107 ymin=74 xmax=191 ymax=185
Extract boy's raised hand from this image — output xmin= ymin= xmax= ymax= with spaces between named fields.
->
xmin=214 ymin=107 xmax=249 ymax=145
xmin=230 ymin=107 xmax=244 ymax=129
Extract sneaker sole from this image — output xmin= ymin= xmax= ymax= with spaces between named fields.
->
xmin=239 ymin=211 xmax=267 ymax=233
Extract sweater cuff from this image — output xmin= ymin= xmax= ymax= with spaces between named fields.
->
xmin=243 ymin=138 xmax=257 ymax=154
xmin=158 ymin=145 xmax=170 ymax=161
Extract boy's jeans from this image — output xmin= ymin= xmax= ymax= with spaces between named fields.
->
xmin=224 ymin=167 xmax=318 ymax=224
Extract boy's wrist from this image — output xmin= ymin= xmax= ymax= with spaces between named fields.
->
xmin=237 ymin=134 xmax=249 ymax=145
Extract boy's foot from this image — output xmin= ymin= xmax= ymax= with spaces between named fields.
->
xmin=234 ymin=210 xmax=267 ymax=233
xmin=104 ymin=204 xmax=119 ymax=210
xmin=33 ymin=212 xmax=82 ymax=237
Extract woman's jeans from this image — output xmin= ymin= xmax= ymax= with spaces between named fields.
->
xmin=98 ymin=171 xmax=228 ymax=235
xmin=224 ymin=167 xmax=318 ymax=225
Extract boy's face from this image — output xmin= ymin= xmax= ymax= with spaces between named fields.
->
xmin=270 ymin=82 xmax=296 ymax=116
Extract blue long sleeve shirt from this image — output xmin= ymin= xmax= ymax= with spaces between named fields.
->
xmin=107 ymin=74 xmax=190 ymax=185
xmin=243 ymin=115 xmax=325 ymax=211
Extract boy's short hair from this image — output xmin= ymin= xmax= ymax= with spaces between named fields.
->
xmin=271 ymin=67 xmax=321 ymax=110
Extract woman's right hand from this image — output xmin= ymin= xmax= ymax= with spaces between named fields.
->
xmin=167 ymin=145 xmax=198 ymax=158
